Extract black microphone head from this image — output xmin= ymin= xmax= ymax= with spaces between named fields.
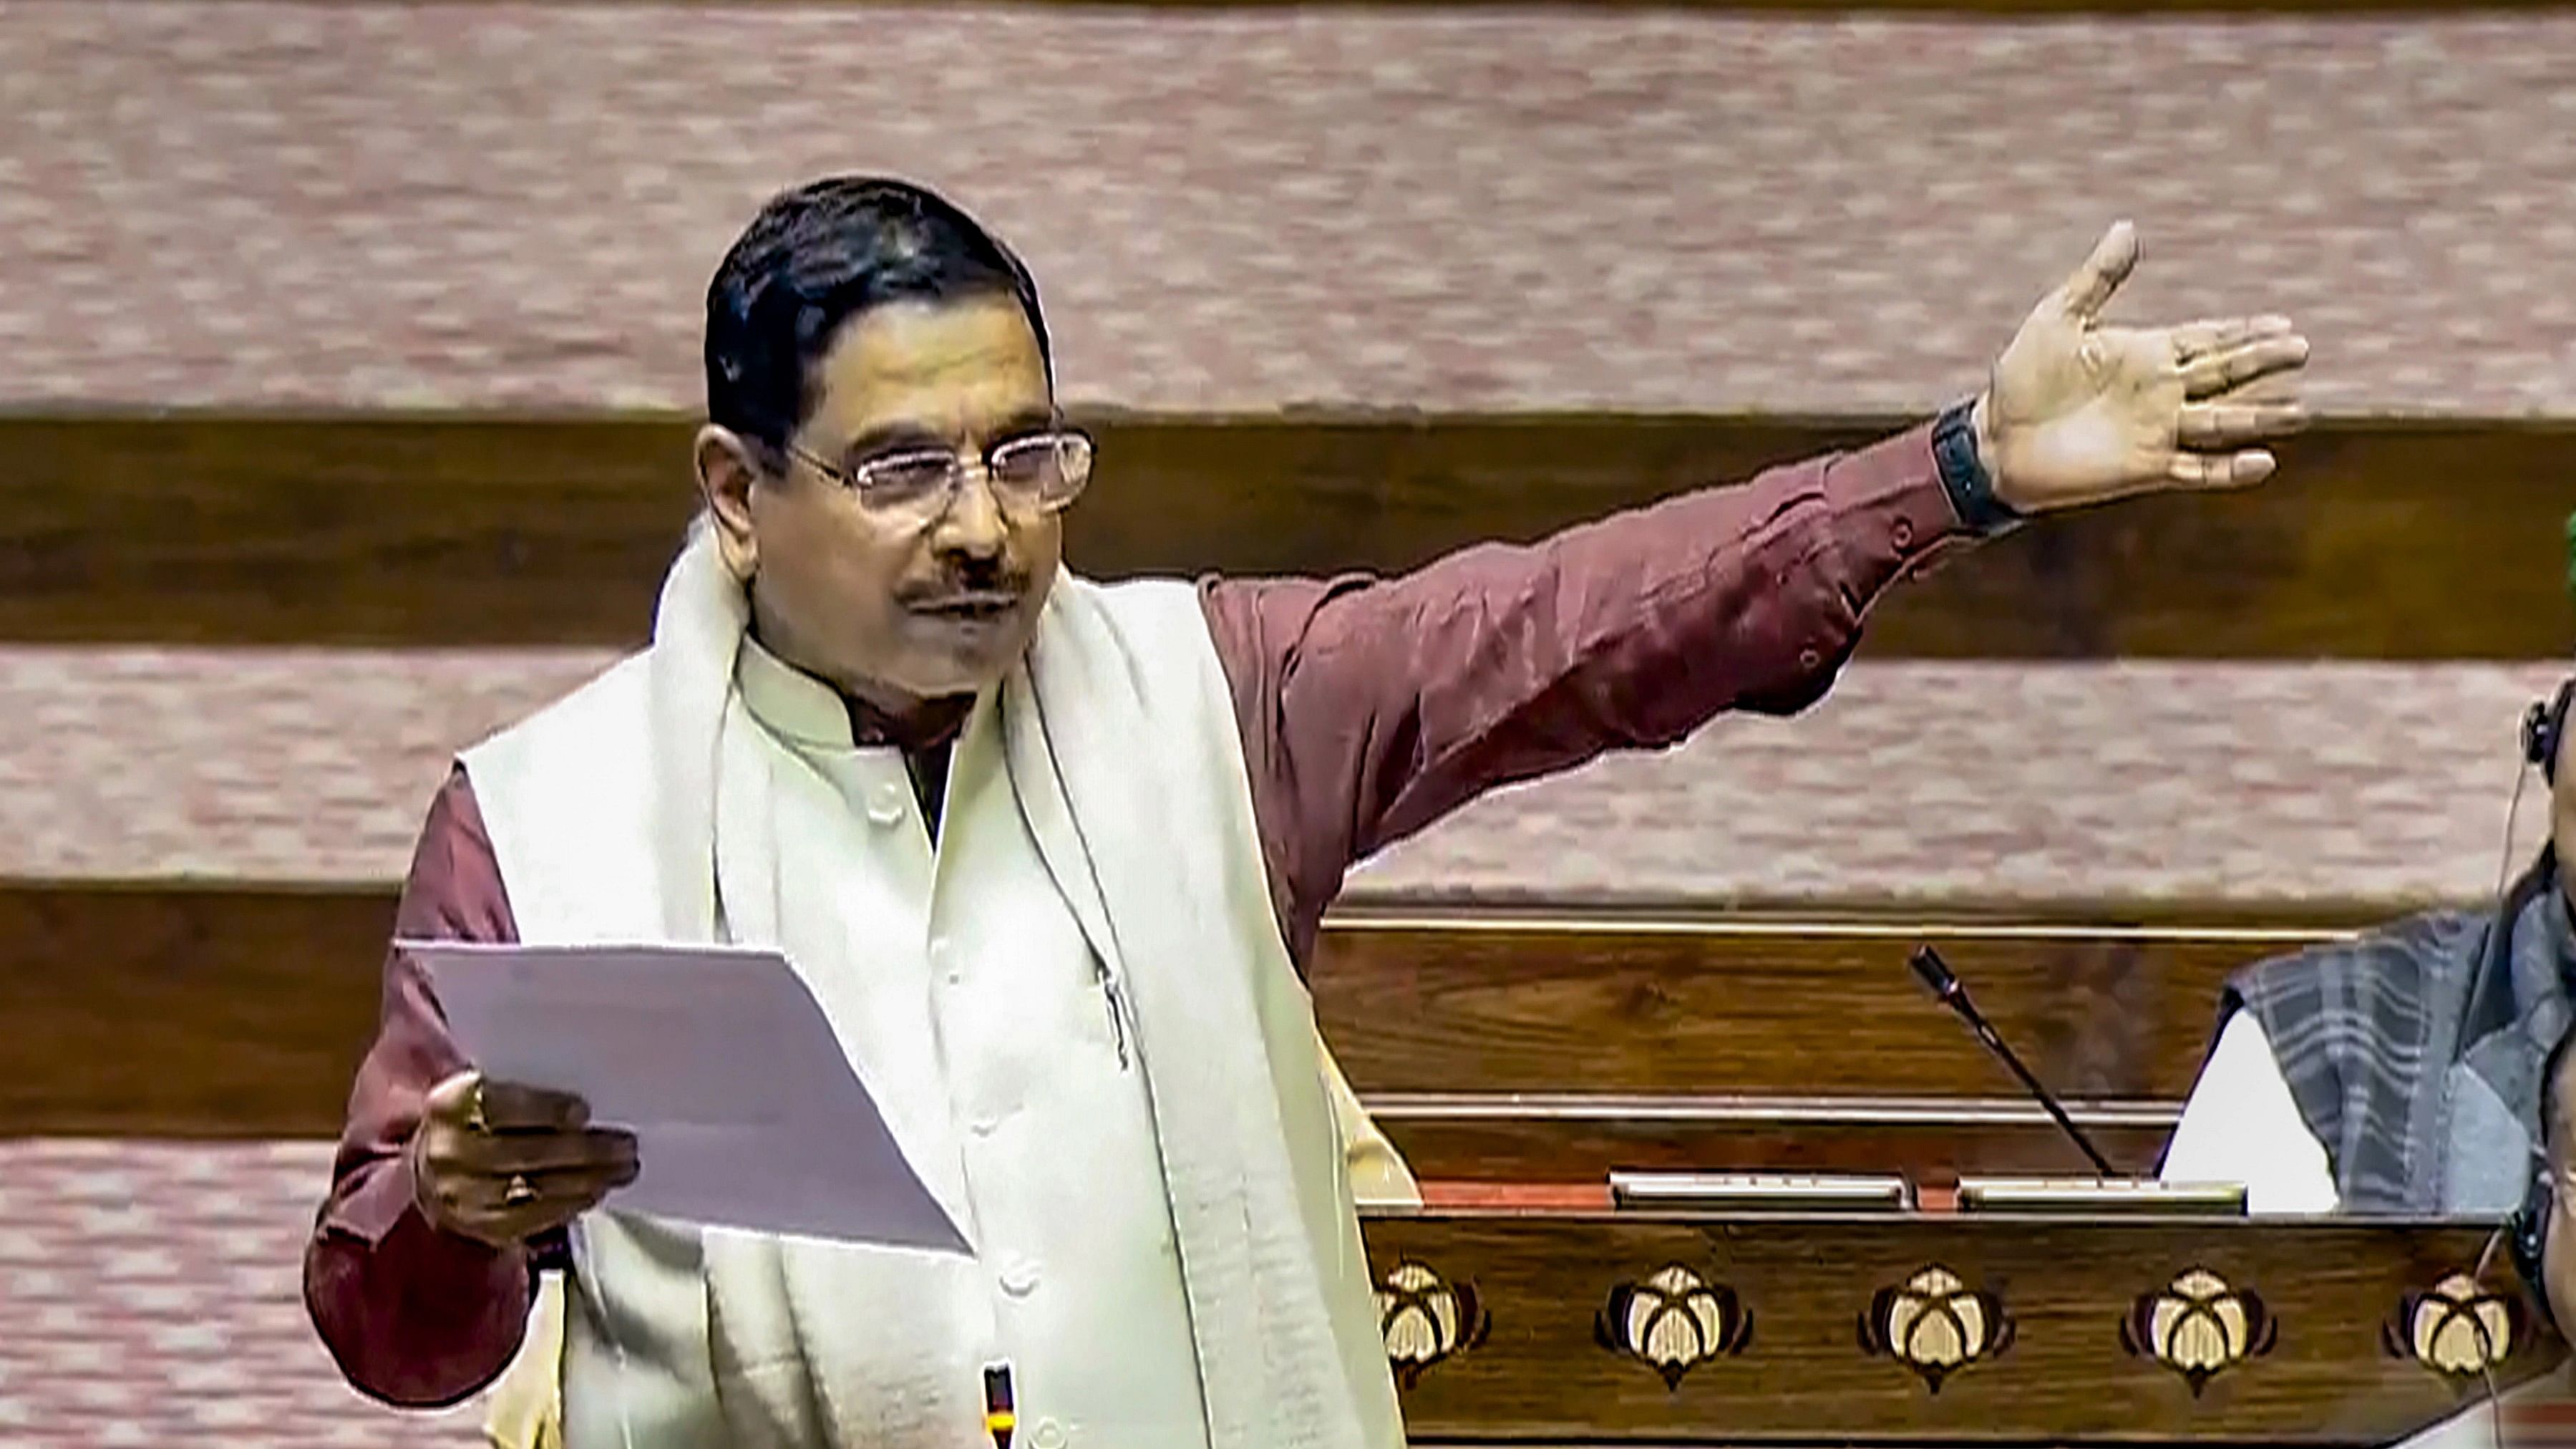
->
xmin=1909 ymin=944 xmax=1962 ymax=1003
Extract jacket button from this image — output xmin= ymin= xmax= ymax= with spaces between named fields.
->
xmin=1031 ymin=1422 xmax=1066 ymax=1449
xmin=1001 ymin=1257 xmax=1041 ymax=1297
xmin=1891 ymin=518 xmax=1915 ymax=548
xmin=866 ymin=782 xmax=907 ymax=825
xmin=1798 ymin=646 xmax=1822 ymax=671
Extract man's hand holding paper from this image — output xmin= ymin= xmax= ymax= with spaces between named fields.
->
xmin=402 ymin=939 xmax=966 ymax=1254
xmin=410 ymin=1070 xmax=638 ymax=1249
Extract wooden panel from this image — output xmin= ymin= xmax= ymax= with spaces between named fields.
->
xmin=0 ymin=883 xmax=396 ymax=1137
xmin=1311 ymin=916 xmax=2356 ymax=1101
xmin=1885 ymin=422 xmax=2576 ymax=659
xmin=0 ymin=889 xmax=2363 ymax=1133
xmin=1374 ymin=1095 xmax=2182 ymax=1181
xmin=0 ymin=417 xmax=692 ymax=651
xmin=1360 ymin=1213 xmax=2554 ymax=1443
xmin=0 ymin=886 xmax=2363 ymax=1137
xmin=5 ymin=414 xmax=2574 ymax=656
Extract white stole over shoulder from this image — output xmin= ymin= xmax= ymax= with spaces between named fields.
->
xmin=460 ymin=523 xmax=1402 ymax=1449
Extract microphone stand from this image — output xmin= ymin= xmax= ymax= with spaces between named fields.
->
xmin=1908 ymin=944 xmax=2119 ymax=1178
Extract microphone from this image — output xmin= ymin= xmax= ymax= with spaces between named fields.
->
xmin=1907 ymin=944 xmax=2119 ymax=1178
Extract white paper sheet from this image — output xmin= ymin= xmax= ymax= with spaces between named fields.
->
xmin=403 ymin=939 xmax=966 ymax=1253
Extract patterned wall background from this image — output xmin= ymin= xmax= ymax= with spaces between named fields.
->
xmin=0 ymin=5 xmax=2571 ymax=415
xmin=5 ymin=4 xmax=2575 ymax=1445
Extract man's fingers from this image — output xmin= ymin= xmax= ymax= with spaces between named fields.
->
xmin=2056 ymin=220 xmax=2139 ymax=320
xmin=475 ymin=1078 xmax=592 ymax=1132
xmin=422 ymin=1069 xmax=485 ymax=1127
xmin=437 ymin=1124 xmax=638 ymax=1176
xmin=487 ymin=1160 xmax=640 ymax=1208
xmin=2166 ymin=449 xmax=2278 ymax=489
xmin=424 ymin=1154 xmax=638 ymax=1245
xmin=2219 ymin=369 xmax=2303 ymax=405
xmin=2177 ymin=401 xmax=2312 ymax=448
xmin=2179 ymin=331 xmax=2310 ymax=399
xmin=2169 ymin=314 xmax=2295 ymax=363
xmin=442 ymin=1164 xmax=636 ymax=1246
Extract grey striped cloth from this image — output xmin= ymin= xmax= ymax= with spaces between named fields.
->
xmin=2221 ymin=856 xmax=2575 ymax=1215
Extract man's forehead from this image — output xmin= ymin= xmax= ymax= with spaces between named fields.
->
xmin=808 ymin=296 xmax=1048 ymax=439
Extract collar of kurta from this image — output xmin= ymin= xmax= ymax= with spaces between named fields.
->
xmin=735 ymin=636 xmax=977 ymax=755
xmin=734 ymin=630 xmax=973 ymax=754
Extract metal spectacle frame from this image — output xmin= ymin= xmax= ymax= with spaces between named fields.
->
xmin=778 ymin=425 xmax=1095 ymax=519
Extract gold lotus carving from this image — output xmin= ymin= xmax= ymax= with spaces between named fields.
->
xmin=1858 ymin=1264 xmax=2013 ymax=1393
xmin=1595 ymin=1263 xmax=1752 ymax=1388
xmin=2385 ymin=1272 xmax=2519 ymax=1380
xmin=2123 ymin=1268 xmax=2276 ymax=1395
xmin=1376 ymin=1260 xmax=1489 ymax=1389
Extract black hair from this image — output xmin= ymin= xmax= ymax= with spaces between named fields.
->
xmin=703 ymin=175 xmax=1051 ymax=455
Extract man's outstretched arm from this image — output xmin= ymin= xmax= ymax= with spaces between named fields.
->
xmin=1205 ymin=417 xmax=1977 ymax=963
xmin=1201 ymin=222 xmax=2311 ymax=960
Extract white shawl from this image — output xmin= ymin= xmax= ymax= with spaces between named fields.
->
xmin=462 ymin=524 xmax=1401 ymax=1448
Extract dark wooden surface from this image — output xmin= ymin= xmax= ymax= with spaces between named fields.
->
xmin=0 ymin=883 xmax=395 ymax=1136
xmin=0 ymin=416 xmax=693 ymax=651
xmin=0 ymin=885 xmax=2362 ymax=1137
xmin=1374 ymin=1096 xmax=2182 ymax=1181
xmin=1359 ymin=1213 xmax=2555 ymax=1443
xmin=7 ymin=413 xmax=2575 ymax=656
xmin=1311 ymin=916 xmax=2355 ymax=1102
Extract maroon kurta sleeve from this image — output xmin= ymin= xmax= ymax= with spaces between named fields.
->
xmin=1199 ymin=422 xmax=1965 ymax=966
xmin=304 ymin=765 xmax=537 ymax=1407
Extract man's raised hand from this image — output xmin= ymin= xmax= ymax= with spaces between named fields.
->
xmin=1976 ymin=221 xmax=2312 ymax=513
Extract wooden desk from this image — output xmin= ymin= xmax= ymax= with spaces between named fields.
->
xmin=1354 ymin=1210 xmax=2560 ymax=1444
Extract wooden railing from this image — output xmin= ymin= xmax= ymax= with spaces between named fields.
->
xmin=0 ymin=884 xmax=2362 ymax=1143
xmin=5 ymin=414 xmax=2572 ymax=657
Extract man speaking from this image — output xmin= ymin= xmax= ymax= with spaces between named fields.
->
xmin=306 ymin=175 xmax=2310 ymax=1448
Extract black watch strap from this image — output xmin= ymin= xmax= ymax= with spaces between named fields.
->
xmin=1933 ymin=399 xmax=2023 ymax=537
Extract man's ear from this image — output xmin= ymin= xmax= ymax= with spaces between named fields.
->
xmin=695 ymin=426 xmax=763 ymax=581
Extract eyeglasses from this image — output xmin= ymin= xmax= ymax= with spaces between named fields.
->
xmin=783 ymin=427 xmax=1095 ymax=520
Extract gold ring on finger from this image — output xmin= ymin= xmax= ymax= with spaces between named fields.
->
xmin=502 ymin=1173 xmax=537 ymax=1208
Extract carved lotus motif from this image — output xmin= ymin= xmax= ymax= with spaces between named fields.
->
xmin=1376 ymin=1260 xmax=1489 ymax=1389
xmin=1858 ymin=1264 xmax=2013 ymax=1393
xmin=2385 ymin=1272 xmax=2519 ymax=1380
xmin=1596 ymin=1264 xmax=1752 ymax=1388
xmin=2123 ymin=1269 xmax=2276 ymax=1395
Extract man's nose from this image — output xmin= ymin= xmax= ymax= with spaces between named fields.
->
xmin=930 ymin=464 xmax=1008 ymax=560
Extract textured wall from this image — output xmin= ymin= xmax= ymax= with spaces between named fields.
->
xmin=0 ymin=1139 xmax=482 ymax=1448
xmin=0 ymin=648 xmax=2552 ymax=906
xmin=1 ymin=5 xmax=2572 ymax=413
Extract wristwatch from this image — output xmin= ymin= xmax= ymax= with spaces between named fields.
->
xmin=1933 ymin=399 xmax=2024 ymax=537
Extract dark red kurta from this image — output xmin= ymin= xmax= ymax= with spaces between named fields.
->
xmin=308 ymin=424 xmax=1968 ymax=1405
